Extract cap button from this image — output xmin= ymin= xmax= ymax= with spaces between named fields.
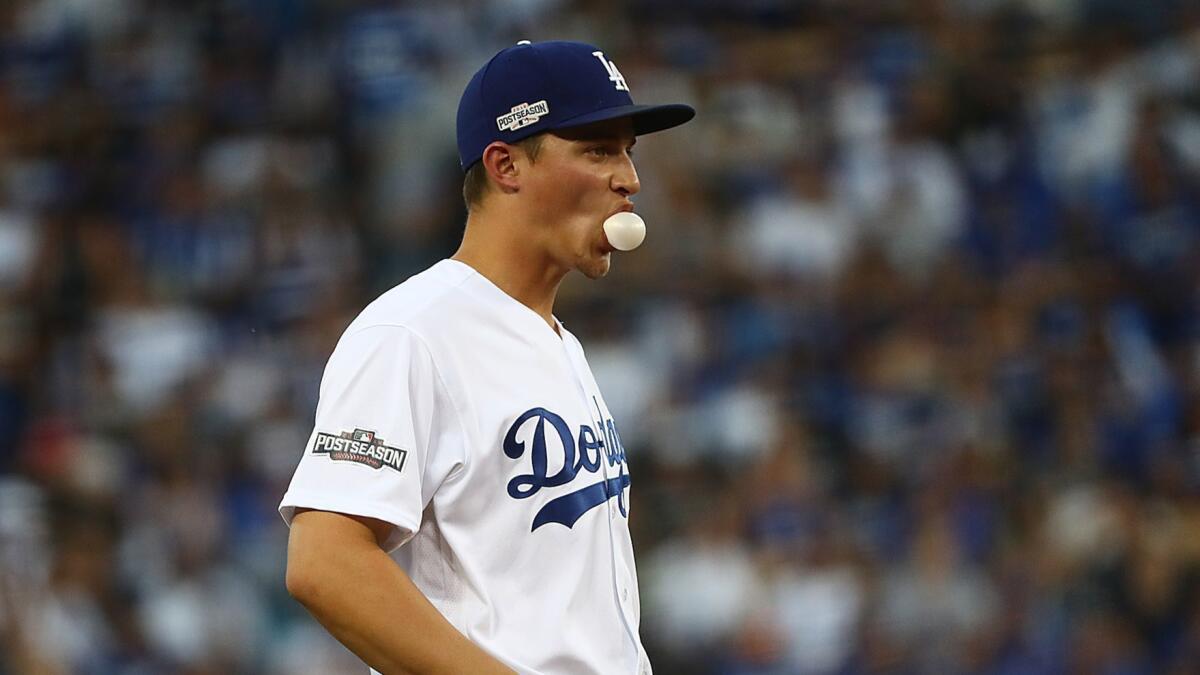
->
xmin=516 ymin=40 xmax=531 ymax=45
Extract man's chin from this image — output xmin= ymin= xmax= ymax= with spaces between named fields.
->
xmin=578 ymin=253 xmax=611 ymax=280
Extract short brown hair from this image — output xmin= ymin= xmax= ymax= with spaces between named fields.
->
xmin=462 ymin=134 xmax=545 ymax=209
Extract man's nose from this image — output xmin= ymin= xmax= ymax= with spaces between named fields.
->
xmin=612 ymin=155 xmax=640 ymax=197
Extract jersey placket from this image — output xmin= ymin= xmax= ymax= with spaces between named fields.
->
xmin=555 ymin=334 xmax=645 ymax=673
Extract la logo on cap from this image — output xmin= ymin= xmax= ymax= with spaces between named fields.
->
xmin=592 ymin=51 xmax=629 ymax=92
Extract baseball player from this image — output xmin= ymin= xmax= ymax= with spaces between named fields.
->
xmin=281 ymin=40 xmax=693 ymax=674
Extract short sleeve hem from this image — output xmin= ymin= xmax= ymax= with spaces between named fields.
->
xmin=279 ymin=492 xmax=422 ymax=552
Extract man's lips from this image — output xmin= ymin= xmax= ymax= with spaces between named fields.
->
xmin=608 ymin=202 xmax=636 ymax=219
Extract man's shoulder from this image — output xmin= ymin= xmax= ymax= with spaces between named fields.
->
xmin=344 ymin=259 xmax=474 ymax=339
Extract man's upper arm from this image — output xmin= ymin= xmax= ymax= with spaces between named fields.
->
xmin=291 ymin=508 xmax=394 ymax=549
xmin=286 ymin=509 xmax=393 ymax=598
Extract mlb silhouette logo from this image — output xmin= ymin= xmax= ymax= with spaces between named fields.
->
xmin=353 ymin=429 xmax=375 ymax=443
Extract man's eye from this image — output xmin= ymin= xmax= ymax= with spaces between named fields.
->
xmin=587 ymin=147 xmax=607 ymax=156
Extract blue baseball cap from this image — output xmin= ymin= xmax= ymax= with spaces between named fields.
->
xmin=456 ymin=40 xmax=695 ymax=171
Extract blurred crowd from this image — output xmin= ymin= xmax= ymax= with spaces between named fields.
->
xmin=3 ymin=0 xmax=1200 ymax=673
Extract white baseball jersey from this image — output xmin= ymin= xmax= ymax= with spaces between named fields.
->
xmin=279 ymin=259 xmax=651 ymax=675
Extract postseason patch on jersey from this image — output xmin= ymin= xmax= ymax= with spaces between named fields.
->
xmin=312 ymin=429 xmax=407 ymax=473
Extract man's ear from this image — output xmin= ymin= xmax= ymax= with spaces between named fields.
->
xmin=481 ymin=142 xmax=520 ymax=194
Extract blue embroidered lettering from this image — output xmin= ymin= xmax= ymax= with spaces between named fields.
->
xmin=576 ymin=424 xmax=603 ymax=473
xmin=503 ymin=406 xmax=631 ymax=530
xmin=503 ymin=408 xmax=577 ymax=499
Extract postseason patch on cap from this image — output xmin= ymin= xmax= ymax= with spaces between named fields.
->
xmin=496 ymin=100 xmax=550 ymax=132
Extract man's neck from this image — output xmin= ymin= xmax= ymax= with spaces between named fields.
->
xmin=452 ymin=210 xmax=568 ymax=332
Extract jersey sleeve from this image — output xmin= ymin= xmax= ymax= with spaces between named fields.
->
xmin=279 ymin=324 xmax=463 ymax=551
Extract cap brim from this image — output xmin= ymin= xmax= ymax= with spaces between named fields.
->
xmin=552 ymin=103 xmax=695 ymax=136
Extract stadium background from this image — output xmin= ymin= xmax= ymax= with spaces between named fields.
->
xmin=3 ymin=0 xmax=1200 ymax=673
